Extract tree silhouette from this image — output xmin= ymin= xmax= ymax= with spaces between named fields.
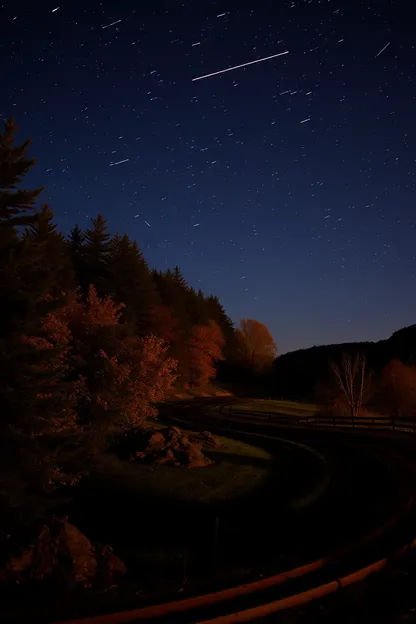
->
xmin=82 ymin=213 xmax=111 ymax=297
xmin=0 ymin=120 xmax=72 ymax=517
xmin=107 ymin=233 xmax=160 ymax=332
xmin=329 ymin=352 xmax=374 ymax=421
xmin=185 ymin=321 xmax=225 ymax=387
xmin=235 ymin=319 xmax=277 ymax=373
xmin=376 ymin=359 xmax=416 ymax=420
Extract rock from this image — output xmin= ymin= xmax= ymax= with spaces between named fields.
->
xmin=146 ymin=431 xmax=166 ymax=451
xmin=201 ymin=431 xmax=222 ymax=448
xmin=107 ymin=553 xmax=127 ymax=576
xmin=155 ymin=448 xmax=176 ymax=466
xmin=169 ymin=426 xmax=182 ymax=436
xmin=1 ymin=520 xmax=125 ymax=592
xmin=61 ymin=521 xmax=97 ymax=580
xmin=6 ymin=546 xmax=34 ymax=574
xmin=96 ymin=545 xmax=126 ymax=580
xmin=124 ymin=425 xmax=216 ymax=469
xmin=179 ymin=435 xmax=191 ymax=446
xmin=178 ymin=444 xmax=213 ymax=468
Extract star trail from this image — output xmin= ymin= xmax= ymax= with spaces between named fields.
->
xmin=1 ymin=0 xmax=414 ymax=353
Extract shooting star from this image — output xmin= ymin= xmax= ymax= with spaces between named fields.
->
xmin=102 ymin=19 xmax=122 ymax=29
xmin=375 ymin=41 xmax=390 ymax=58
xmin=109 ymin=158 xmax=129 ymax=167
xmin=144 ymin=221 xmax=151 ymax=227
xmin=52 ymin=6 xmax=60 ymax=12
xmin=300 ymin=118 xmax=310 ymax=123
xmin=192 ymin=50 xmax=289 ymax=82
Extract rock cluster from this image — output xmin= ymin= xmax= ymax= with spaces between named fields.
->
xmin=132 ymin=426 xmax=222 ymax=468
xmin=1 ymin=517 xmax=125 ymax=589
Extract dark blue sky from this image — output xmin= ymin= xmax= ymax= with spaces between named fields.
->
xmin=1 ymin=0 xmax=414 ymax=353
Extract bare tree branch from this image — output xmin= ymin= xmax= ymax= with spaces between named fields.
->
xmin=330 ymin=352 xmax=373 ymax=419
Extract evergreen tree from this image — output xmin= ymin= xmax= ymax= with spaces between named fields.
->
xmin=82 ymin=213 xmax=111 ymax=297
xmin=204 ymin=295 xmax=235 ymax=355
xmin=154 ymin=268 xmax=191 ymax=329
xmin=186 ymin=286 xmax=210 ymax=325
xmin=108 ymin=233 xmax=160 ymax=333
xmin=67 ymin=223 xmax=86 ymax=287
xmin=23 ymin=204 xmax=76 ymax=296
xmin=0 ymin=119 xmax=72 ymax=521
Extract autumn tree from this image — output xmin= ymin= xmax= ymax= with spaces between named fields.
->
xmin=329 ymin=352 xmax=374 ymax=421
xmin=52 ymin=286 xmax=177 ymax=453
xmin=153 ymin=268 xmax=191 ymax=330
xmin=376 ymin=359 xmax=416 ymax=420
xmin=147 ymin=304 xmax=180 ymax=345
xmin=184 ymin=321 xmax=225 ymax=387
xmin=234 ymin=319 xmax=277 ymax=373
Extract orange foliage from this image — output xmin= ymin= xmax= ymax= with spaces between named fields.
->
xmin=20 ymin=299 xmax=82 ymax=435
xmin=235 ymin=319 xmax=277 ymax=372
xmin=147 ymin=304 xmax=179 ymax=344
xmin=185 ymin=320 xmax=225 ymax=387
xmin=25 ymin=286 xmax=178 ymax=439
xmin=378 ymin=359 xmax=416 ymax=419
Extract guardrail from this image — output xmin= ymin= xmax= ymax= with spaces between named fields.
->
xmin=225 ymin=406 xmax=416 ymax=434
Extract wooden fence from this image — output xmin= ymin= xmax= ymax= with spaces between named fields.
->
xmin=226 ymin=406 xmax=416 ymax=434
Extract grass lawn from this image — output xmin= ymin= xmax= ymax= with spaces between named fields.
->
xmin=230 ymin=399 xmax=318 ymax=418
xmin=91 ymin=434 xmax=274 ymax=505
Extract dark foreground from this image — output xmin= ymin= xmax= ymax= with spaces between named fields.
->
xmin=2 ymin=397 xmax=416 ymax=623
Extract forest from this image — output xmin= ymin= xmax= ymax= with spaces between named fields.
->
xmin=0 ymin=118 xmax=279 ymax=531
xmin=1 ymin=119 xmax=416 ymax=616
xmin=1 ymin=118 xmax=416 ymax=525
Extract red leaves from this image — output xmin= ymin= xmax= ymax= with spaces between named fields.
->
xmin=185 ymin=320 xmax=225 ymax=386
xmin=147 ymin=305 xmax=179 ymax=344
xmin=27 ymin=286 xmax=177 ymax=438
xmin=378 ymin=359 xmax=416 ymax=419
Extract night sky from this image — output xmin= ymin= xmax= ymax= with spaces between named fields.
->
xmin=1 ymin=0 xmax=414 ymax=354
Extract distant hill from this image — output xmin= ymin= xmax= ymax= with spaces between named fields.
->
xmin=273 ymin=325 xmax=416 ymax=400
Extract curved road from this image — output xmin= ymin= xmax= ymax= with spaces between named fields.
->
xmin=14 ymin=397 xmax=416 ymax=624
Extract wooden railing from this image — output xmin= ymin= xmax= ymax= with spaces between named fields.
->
xmin=225 ymin=406 xmax=416 ymax=434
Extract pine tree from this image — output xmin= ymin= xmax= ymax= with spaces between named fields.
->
xmin=82 ymin=213 xmax=111 ymax=297
xmin=204 ymin=295 xmax=235 ymax=356
xmin=0 ymin=119 xmax=73 ymax=520
xmin=107 ymin=234 xmax=160 ymax=333
xmin=67 ymin=223 xmax=86 ymax=287
xmin=23 ymin=204 xmax=76 ymax=297
xmin=0 ymin=118 xmax=43 ymax=230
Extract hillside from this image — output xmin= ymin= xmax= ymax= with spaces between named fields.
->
xmin=273 ymin=325 xmax=416 ymax=400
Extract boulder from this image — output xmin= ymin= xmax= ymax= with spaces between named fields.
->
xmin=200 ymin=431 xmax=222 ymax=448
xmin=6 ymin=546 xmax=34 ymax=574
xmin=145 ymin=431 xmax=166 ymax=451
xmin=155 ymin=448 xmax=176 ymax=466
xmin=60 ymin=521 xmax=97 ymax=580
xmin=176 ymin=443 xmax=213 ymax=468
xmin=124 ymin=425 xmax=219 ymax=468
xmin=1 ymin=518 xmax=125 ymax=590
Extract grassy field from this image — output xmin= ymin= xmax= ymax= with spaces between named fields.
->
xmin=91 ymin=434 xmax=274 ymax=505
xmin=230 ymin=399 xmax=318 ymax=417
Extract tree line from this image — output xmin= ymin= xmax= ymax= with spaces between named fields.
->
xmin=0 ymin=119 xmax=277 ymax=524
